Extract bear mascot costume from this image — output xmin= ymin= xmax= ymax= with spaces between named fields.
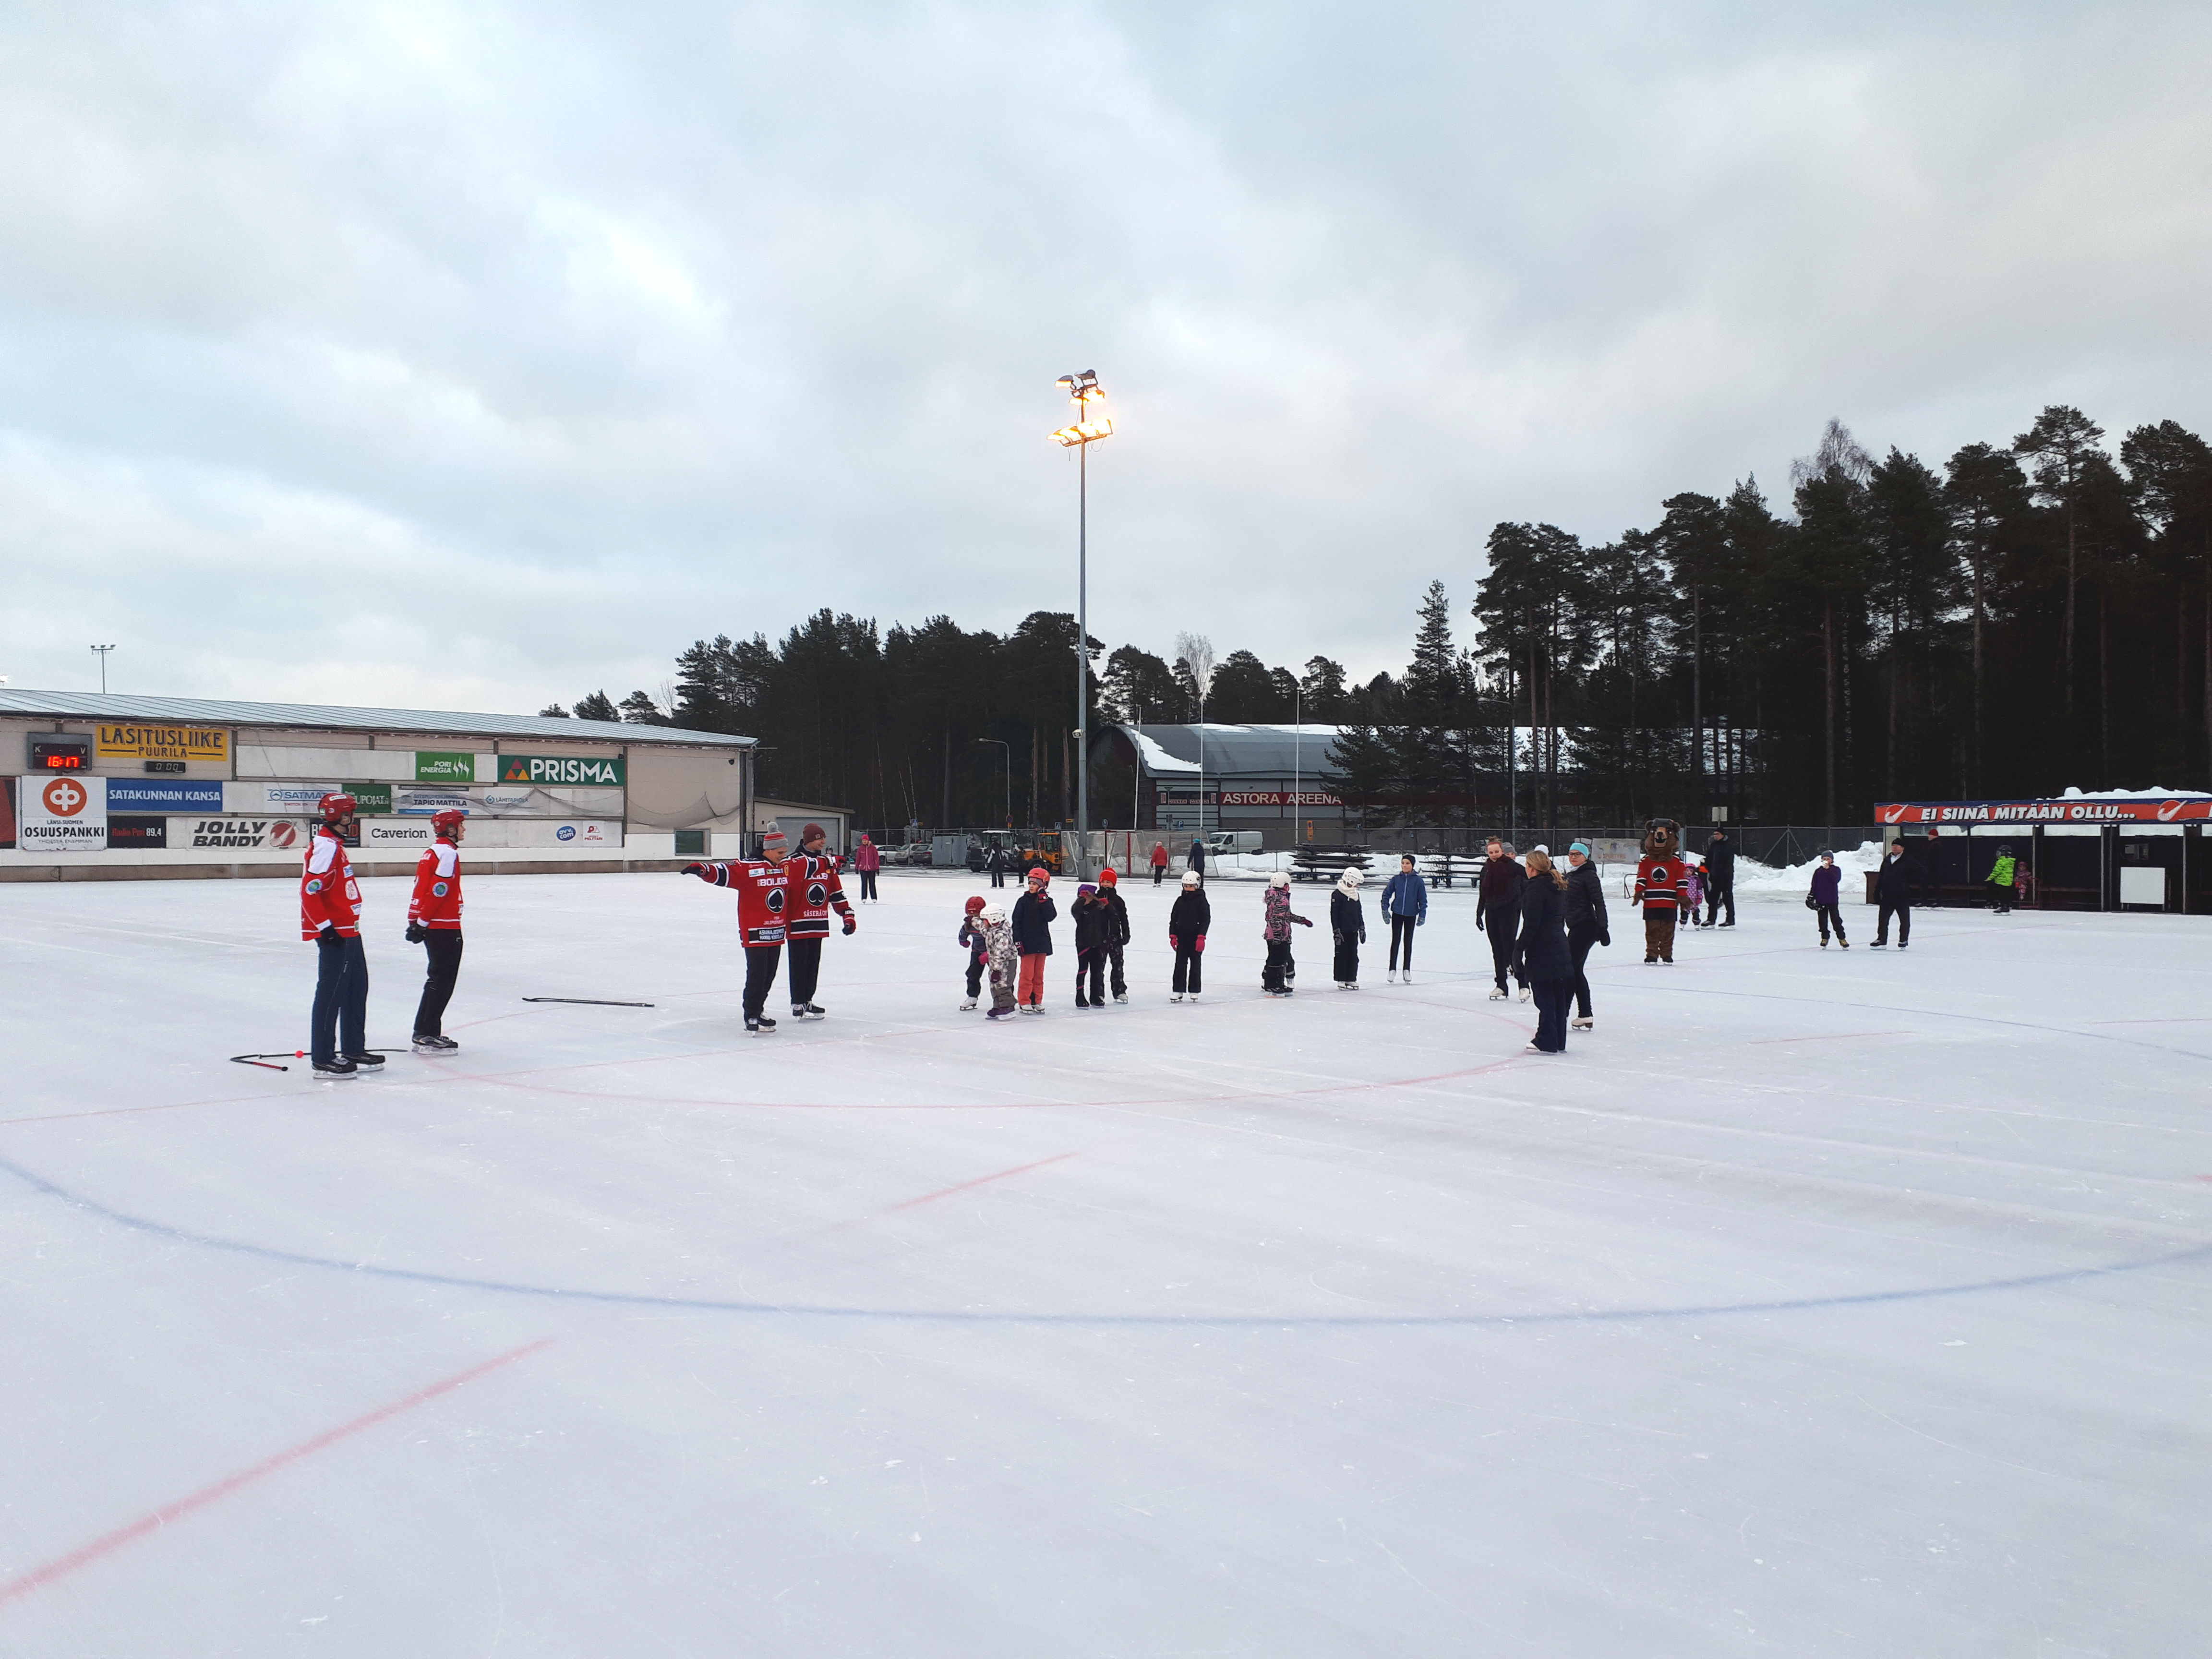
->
xmin=1633 ymin=817 xmax=1688 ymax=964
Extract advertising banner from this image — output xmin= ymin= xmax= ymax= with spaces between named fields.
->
xmin=107 ymin=815 xmax=168 ymax=850
xmin=1876 ymin=797 xmax=2212 ymax=825
xmin=96 ymin=723 xmax=228 ymax=763
xmin=106 ymin=778 xmax=225 ymax=814
xmin=19 ymin=773 xmax=109 ymax=850
xmin=1 ymin=777 xmax=17 ymax=849
xmin=223 ymin=781 xmax=393 ymax=816
xmin=415 ymin=751 xmax=476 ymax=783
xmin=173 ymin=817 xmax=310 ymax=852
xmin=497 ymin=754 xmax=626 ymax=787
xmin=359 ymin=817 xmax=435 ymax=850
xmin=1214 ymin=789 xmax=1345 ymax=807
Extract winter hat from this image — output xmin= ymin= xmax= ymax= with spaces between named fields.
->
xmin=1818 ymin=849 xmax=1835 ymax=861
xmin=1097 ymin=866 xmax=1118 ymax=885
xmin=761 ymin=827 xmax=788 ymax=857
xmin=1181 ymin=870 xmax=1201 ymax=886
xmin=978 ymin=903 xmax=1007 ymax=926
xmin=1533 ymin=843 xmax=1549 ymax=856
xmin=1269 ymin=871 xmax=1290 ymax=888
xmin=1077 ymin=883 xmax=1098 ymax=898
xmin=801 ymin=822 xmax=826 ymax=843
xmin=1569 ymin=841 xmax=1590 ymax=857
xmin=964 ymin=895 xmax=987 ymax=914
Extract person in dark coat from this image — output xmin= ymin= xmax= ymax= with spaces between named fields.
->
xmin=986 ymin=842 xmax=1009 ymax=889
xmin=1097 ymin=866 xmax=1132 ymax=1001
xmin=1562 ymin=841 xmax=1611 ymax=1030
xmin=1071 ymin=882 xmax=1108 ymax=1007
xmin=1475 ymin=837 xmax=1527 ymax=1001
xmin=1703 ymin=829 xmax=1736 ymax=926
xmin=1517 ymin=850 xmax=1573 ymax=1052
xmin=1809 ymin=851 xmax=1848 ymax=947
xmin=1329 ymin=868 xmax=1368 ymax=987
xmin=1011 ymin=867 xmax=1057 ymax=1010
xmin=1167 ymin=870 xmax=1210 ymax=1000
xmin=1872 ymin=840 xmax=1913 ymax=947
xmin=1188 ymin=836 xmax=1208 ymax=877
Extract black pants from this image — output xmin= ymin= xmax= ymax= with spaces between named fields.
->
xmin=1077 ymin=948 xmax=1105 ymax=1004
xmin=1173 ymin=943 xmax=1203 ymax=995
xmin=1567 ymin=925 xmax=1599 ymax=1018
xmin=990 ymin=868 xmax=1006 ymax=888
xmin=413 ymin=930 xmax=464 ymax=1036
xmin=312 ymin=929 xmax=369 ymax=1063
xmin=1986 ymin=880 xmax=2012 ymax=913
xmin=1486 ymin=913 xmax=1523 ymax=989
xmin=1152 ymin=865 xmax=1165 ymax=886
xmin=1531 ymin=976 xmax=1571 ymax=1051
xmin=1104 ymin=944 xmax=1126 ymax=997
xmin=1388 ymin=914 xmax=1417 ymax=971
xmin=1707 ymin=879 xmax=1735 ymax=926
xmin=1263 ymin=938 xmax=1293 ymax=991
xmin=965 ymin=951 xmax=986 ymax=1000
xmin=859 ymin=870 xmax=878 ymax=901
xmin=1876 ymin=900 xmax=1910 ymax=944
xmin=743 ymin=944 xmax=782 ymax=1019
xmin=1815 ymin=902 xmax=1847 ymax=943
xmin=787 ymin=936 xmax=823 ymax=1007
xmin=1334 ymin=935 xmax=1360 ymax=982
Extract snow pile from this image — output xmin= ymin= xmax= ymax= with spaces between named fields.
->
xmin=1734 ymin=840 xmax=1887 ymax=902
xmin=2057 ymin=785 xmax=2212 ymax=799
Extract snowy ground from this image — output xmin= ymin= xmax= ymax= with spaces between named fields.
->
xmin=1 ymin=867 xmax=2207 ymax=1657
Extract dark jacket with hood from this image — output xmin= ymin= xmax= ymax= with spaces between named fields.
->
xmin=1703 ymin=834 xmax=1735 ymax=885
xmin=1011 ymin=888 xmax=1057 ymax=954
xmin=1517 ymin=872 xmax=1571 ymax=980
xmin=1563 ymin=859 xmax=1610 ymax=941
xmin=1168 ymin=887 xmax=1211 ymax=946
xmin=1875 ymin=852 xmax=1914 ymax=902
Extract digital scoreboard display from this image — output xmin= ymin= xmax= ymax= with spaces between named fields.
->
xmin=30 ymin=739 xmax=90 ymax=771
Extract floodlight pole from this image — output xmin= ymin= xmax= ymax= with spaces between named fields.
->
xmin=1076 ymin=429 xmax=1090 ymax=878
xmin=91 ymin=644 xmax=116 ymax=694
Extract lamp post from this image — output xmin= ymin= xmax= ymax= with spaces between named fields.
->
xmin=974 ymin=738 xmax=1011 ymax=830
xmin=91 ymin=644 xmax=116 ymax=694
xmin=1291 ymin=681 xmax=1301 ymax=846
xmin=1052 ymin=370 xmax=1112 ymax=878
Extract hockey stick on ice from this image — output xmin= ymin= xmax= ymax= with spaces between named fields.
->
xmin=521 ymin=997 xmax=657 ymax=1007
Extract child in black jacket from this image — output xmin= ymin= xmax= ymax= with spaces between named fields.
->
xmin=1167 ymin=870 xmax=1210 ymax=1001
xmin=1071 ymin=883 xmax=1109 ymax=1008
xmin=957 ymin=894 xmax=988 ymax=1010
xmin=1330 ymin=868 xmax=1367 ymax=986
xmin=1097 ymin=867 xmax=1132 ymax=1002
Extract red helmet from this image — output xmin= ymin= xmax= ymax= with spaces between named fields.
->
xmin=432 ymin=808 xmax=466 ymax=836
xmin=318 ymin=793 xmax=358 ymax=823
xmin=964 ymin=894 xmax=987 ymax=913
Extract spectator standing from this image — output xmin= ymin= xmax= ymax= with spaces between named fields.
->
xmin=1380 ymin=853 xmax=1429 ymax=984
xmin=1189 ymin=835 xmax=1208 ymax=878
xmin=1873 ymin=841 xmax=1914 ymax=947
xmin=1517 ymin=849 xmax=1573 ymax=1053
xmin=1562 ymin=841 xmax=1611 ymax=1031
xmin=1150 ymin=839 xmax=1170 ymax=886
xmin=986 ymin=842 xmax=1009 ymax=889
xmin=1703 ymin=829 xmax=1737 ymax=926
xmin=853 ymin=834 xmax=882 ymax=902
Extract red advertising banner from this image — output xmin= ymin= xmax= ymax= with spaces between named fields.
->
xmin=1876 ymin=798 xmax=2212 ymax=825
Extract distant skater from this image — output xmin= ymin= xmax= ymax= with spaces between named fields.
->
xmin=1262 ymin=871 xmax=1313 ymax=995
xmin=958 ymin=894 xmax=988 ymax=1009
xmin=1563 ymin=841 xmax=1611 ymax=1031
xmin=1986 ymin=843 xmax=2018 ymax=914
xmin=1703 ymin=828 xmax=1736 ymax=926
xmin=1633 ymin=820 xmax=1688 ymax=965
xmin=853 ymin=833 xmax=881 ymax=902
xmin=1330 ymin=867 xmax=1367 ymax=987
xmin=682 ymin=826 xmax=791 ymax=1035
xmin=1873 ymin=841 xmax=1913 ymax=948
xmin=1169 ymin=871 xmax=1209 ymax=1002
xmin=302 ymin=792 xmax=375 ymax=1078
xmin=1476 ymin=838 xmax=1526 ymax=998
xmin=1097 ymin=866 xmax=1131 ymax=1002
xmin=406 ymin=807 xmax=468 ymax=1052
xmin=1150 ymin=840 xmax=1169 ymax=886
xmin=1382 ymin=853 xmax=1428 ymax=984
xmin=1517 ymin=850 xmax=1572 ymax=1053
xmin=1071 ymin=882 xmax=1107 ymax=1008
xmin=987 ymin=843 xmax=1009 ymax=889
xmin=1809 ymin=850 xmax=1849 ymax=948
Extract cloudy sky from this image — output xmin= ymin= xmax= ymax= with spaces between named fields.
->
xmin=2 ymin=2 xmax=2208 ymax=714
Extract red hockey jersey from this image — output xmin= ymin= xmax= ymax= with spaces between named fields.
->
xmin=697 ymin=859 xmax=792 ymax=946
xmin=300 ymin=827 xmax=362 ymax=939
xmin=408 ymin=837 xmax=464 ymax=930
xmin=1634 ymin=855 xmax=1687 ymax=912
xmin=785 ymin=853 xmax=854 ymax=939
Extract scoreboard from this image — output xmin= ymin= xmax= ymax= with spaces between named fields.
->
xmin=28 ymin=739 xmax=90 ymax=770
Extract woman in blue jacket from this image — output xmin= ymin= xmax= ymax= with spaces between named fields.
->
xmin=1380 ymin=854 xmax=1428 ymax=983
xmin=1517 ymin=850 xmax=1574 ymax=1052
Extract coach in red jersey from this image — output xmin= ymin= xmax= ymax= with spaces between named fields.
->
xmin=784 ymin=821 xmax=856 ymax=1021
xmin=406 ymin=808 xmax=468 ymax=1052
xmin=683 ymin=826 xmax=792 ymax=1034
xmin=301 ymin=792 xmax=377 ymax=1077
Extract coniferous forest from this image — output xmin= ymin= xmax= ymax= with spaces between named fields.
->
xmin=547 ymin=407 xmax=2212 ymax=831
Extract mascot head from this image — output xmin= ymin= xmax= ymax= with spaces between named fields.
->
xmin=1642 ymin=817 xmax=1682 ymax=858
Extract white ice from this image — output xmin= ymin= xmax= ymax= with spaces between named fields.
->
xmin=1 ymin=866 xmax=2207 ymax=1656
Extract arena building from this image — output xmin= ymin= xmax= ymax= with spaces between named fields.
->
xmin=1092 ymin=723 xmax=1352 ymax=846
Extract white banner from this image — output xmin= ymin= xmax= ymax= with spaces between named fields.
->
xmin=18 ymin=773 xmax=108 ymax=851
xmin=169 ymin=816 xmax=312 ymax=853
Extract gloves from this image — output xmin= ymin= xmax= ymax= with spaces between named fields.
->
xmin=681 ymin=863 xmax=709 ymax=879
xmin=1168 ymin=934 xmax=1179 ymax=951
xmin=1599 ymin=933 xmax=1611 ymax=948
xmin=1195 ymin=935 xmax=1206 ymax=953
xmin=1299 ymin=916 xmax=1313 ymax=927
xmin=405 ymin=921 xmax=428 ymax=944
xmin=842 ymin=915 xmax=857 ymax=935
xmin=1476 ymin=915 xmax=1485 ymax=932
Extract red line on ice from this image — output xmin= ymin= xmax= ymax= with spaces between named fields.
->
xmin=0 ymin=1339 xmax=551 ymax=1608
xmin=880 ymin=1152 xmax=1077 ymax=1214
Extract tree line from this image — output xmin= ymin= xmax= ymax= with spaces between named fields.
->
xmin=545 ymin=403 xmax=2212 ymax=830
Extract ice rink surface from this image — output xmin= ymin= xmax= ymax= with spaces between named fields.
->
xmin=1 ymin=866 xmax=2207 ymax=1657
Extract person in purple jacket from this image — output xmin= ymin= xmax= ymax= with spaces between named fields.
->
xmin=1808 ymin=850 xmax=1849 ymax=948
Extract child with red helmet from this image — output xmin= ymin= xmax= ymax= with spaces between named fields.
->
xmin=1095 ymin=866 xmax=1132 ymax=1002
xmin=406 ymin=807 xmax=468 ymax=1051
xmin=301 ymin=792 xmax=376 ymax=1077
xmin=1010 ymin=866 xmax=1056 ymax=1012
xmin=957 ymin=894 xmax=989 ymax=1010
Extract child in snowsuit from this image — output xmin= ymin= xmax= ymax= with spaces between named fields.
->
xmin=1331 ymin=867 xmax=1367 ymax=986
xmin=1010 ymin=868 xmax=1056 ymax=1011
xmin=1168 ymin=870 xmax=1209 ymax=1000
xmin=1681 ymin=862 xmax=1706 ymax=929
xmin=1986 ymin=845 xmax=2018 ymax=914
xmin=1262 ymin=871 xmax=1314 ymax=994
xmin=1809 ymin=851 xmax=1849 ymax=947
xmin=1096 ymin=866 xmax=1131 ymax=1001
xmin=957 ymin=894 xmax=988 ymax=1009
xmin=978 ymin=903 xmax=1017 ymax=1020
xmin=1071 ymin=883 xmax=1108 ymax=1008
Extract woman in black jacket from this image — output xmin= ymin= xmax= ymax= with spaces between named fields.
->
xmin=1562 ymin=841 xmax=1611 ymax=1031
xmin=1516 ymin=850 xmax=1574 ymax=1053
xmin=1167 ymin=871 xmax=1210 ymax=1001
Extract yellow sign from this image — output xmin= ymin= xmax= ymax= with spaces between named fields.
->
xmin=96 ymin=723 xmax=229 ymax=763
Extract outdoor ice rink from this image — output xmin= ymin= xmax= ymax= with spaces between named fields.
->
xmin=2 ymin=864 xmax=2207 ymax=1658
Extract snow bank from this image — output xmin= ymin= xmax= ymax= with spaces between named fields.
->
xmin=1734 ymin=840 xmax=1887 ymax=902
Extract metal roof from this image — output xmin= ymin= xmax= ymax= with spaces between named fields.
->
xmin=0 ymin=690 xmax=752 ymax=747
xmin=1106 ymin=723 xmax=1349 ymax=779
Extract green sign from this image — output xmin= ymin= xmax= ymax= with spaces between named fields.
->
xmin=345 ymin=783 xmax=394 ymax=814
xmin=498 ymin=754 xmax=626 ymax=787
xmin=415 ymin=752 xmax=476 ymax=783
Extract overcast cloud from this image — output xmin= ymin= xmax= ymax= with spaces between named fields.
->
xmin=2 ymin=2 xmax=2208 ymax=713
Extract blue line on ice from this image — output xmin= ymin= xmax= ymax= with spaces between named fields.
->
xmin=5 ymin=1155 xmax=2205 ymax=1329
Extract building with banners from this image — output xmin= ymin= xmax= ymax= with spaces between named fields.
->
xmin=0 ymin=690 xmax=772 ymax=880
xmin=1875 ymin=793 xmax=2212 ymax=913
xmin=1091 ymin=724 xmax=1350 ymax=846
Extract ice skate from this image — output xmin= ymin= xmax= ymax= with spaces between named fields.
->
xmin=1075 ymin=995 xmax=1090 ymax=1008
xmin=343 ymin=1051 xmax=384 ymax=1069
xmin=1170 ymin=992 xmax=1184 ymax=1002
xmin=1571 ymin=1015 xmax=1593 ymax=1031
xmin=986 ymin=1006 xmax=1013 ymax=1021
xmin=746 ymin=1014 xmax=778 ymax=1034
xmin=411 ymin=1034 xmax=458 ymax=1052
xmin=1839 ymin=941 xmax=1850 ymax=949
xmin=1400 ymin=971 xmax=1412 ymax=985
xmin=1386 ymin=969 xmax=1397 ymax=982
xmin=797 ymin=1002 xmax=828 ymax=1019
xmin=1488 ymin=986 xmax=1507 ymax=1001
xmin=1899 ymin=940 xmax=1909 ymax=949
xmin=311 ymin=1058 xmax=358 ymax=1078
xmin=1113 ymin=993 xmax=1128 ymax=1004
xmin=1517 ymin=986 xmax=1531 ymax=1003
xmin=1870 ymin=940 xmax=1887 ymax=949
xmin=959 ymin=999 xmax=978 ymax=1010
